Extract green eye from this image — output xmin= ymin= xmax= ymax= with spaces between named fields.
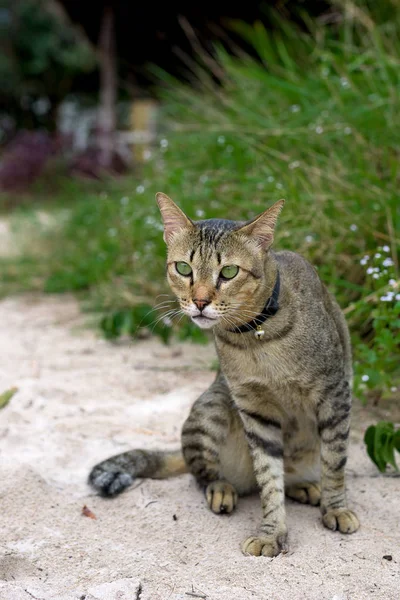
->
xmin=176 ymin=261 xmax=192 ymax=276
xmin=220 ymin=265 xmax=239 ymax=280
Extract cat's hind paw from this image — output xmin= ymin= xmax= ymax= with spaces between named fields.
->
xmin=286 ymin=482 xmax=321 ymax=506
xmin=206 ymin=481 xmax=238 ymax=514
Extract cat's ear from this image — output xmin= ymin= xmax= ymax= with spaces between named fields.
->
xmin=156 ymin=192 xmax=193 ymax=244
xmin=237 ymin=199 xmax=285 ymax=250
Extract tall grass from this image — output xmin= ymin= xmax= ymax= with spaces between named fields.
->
xmin=1 ymin=1 xmax=399 ymax=400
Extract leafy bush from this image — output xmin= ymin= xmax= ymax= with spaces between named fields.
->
xmin=1 ymin=1 xmax=399 ymax=400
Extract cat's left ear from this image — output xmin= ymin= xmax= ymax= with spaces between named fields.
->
xmin=237 ymin=199 xmax=285 ymax=250
xmin=156 ymin=192 xmax=193 ymax=244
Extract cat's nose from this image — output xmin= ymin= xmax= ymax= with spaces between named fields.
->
xmin=193 ymin=298 xmax=211 ymax=311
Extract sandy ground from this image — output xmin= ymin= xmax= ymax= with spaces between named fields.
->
xmin=0 ymin=294 xmax=399 ymax=600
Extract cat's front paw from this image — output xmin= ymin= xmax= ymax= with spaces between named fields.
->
xmin=242 ymin=531 xmax=288 ymax=557
xmin=322 ymin=508 xmax=359 ymax=534
xmin=206 ymin=481 xmax=238 ymax=514
xmin=89 ymin=466 xmax=133 ymax=497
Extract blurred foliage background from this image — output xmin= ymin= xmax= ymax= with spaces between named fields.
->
xmin=0 ymin=0 xmax=399 ymax=412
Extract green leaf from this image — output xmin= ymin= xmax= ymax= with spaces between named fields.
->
xmin=393 ymin=430 xmax=400 ymax=453
xmin=0 ymin=387 xmax=18 ymax=409
xmin=364 ymin=425 xmax=379 ymax=469
xmin=383 ymin=436 xmax=398 ymax=471
xmin=364 ymin=421 xmax=400 ymax=473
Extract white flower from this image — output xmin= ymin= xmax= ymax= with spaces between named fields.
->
xmin=391 ymin=387 xmax=397 ymax=392
xmin=340 ymin=77 xmax=350 ymax=88
xmin=267 ymin=176 xmax=275 ymax=183
xmin=361 ymin=375 xmax=369 ymax=382
xmin=160 ymin=138 xmax=168 ymax=148
xmin=380 ymin=295 xmax=391 ymax=301
xmin=305 ymin=235 xmax=314 ymax=243
xmin=143 ymin=150 xmax=152 ymax=161
xmin=382 ymin=258 xmax=394 ymax=267
xmin=276 ymin=183 xmax=283 ymax=190
xmin=290 ymin=104 xmax=300 ymax=113
xmin=396 ymin=294 xmax=400 ymax=301
xmin=382 ymin=245 xmax=390 ymax=253
xmin=257 ymin=182 xmax=265 ymax=190
xmin=389 ymin=279 xmax=397 ymax=286
xmin=217 ymin=135 xmax=225 ymax=144
xmin=366 ymin=267 xmax=374 ymax=275
xmin=350 ymin=224 xmax=358 ymax=232
xmin=289 ymin=161 xmax=300 ymax=170
xmin=195 ymin=209 xmax=205 ymax=218
xmin=108 ymin=228 xmax=117 ymax=237
xmin=315 ymin=126 xmax=324 ymax=134
xmin=136 ymin=185 xmax=145 ymax=194
xmin=199 ymin=174 xmax=208 ymax=184
xmin=344 ymin=126 xmax=352 ymax=135
xmin=120 ymin=196 xmax=129 ymax=206
xmin=226 ymin=145 xmax=234 ymax=153
xmin=375 ymin=253 xmax=381 ymax=259
xmin=373 ymin=273 xmax=380 ymax=279
xmin=360 ymin=258 xmax=368 ymax=266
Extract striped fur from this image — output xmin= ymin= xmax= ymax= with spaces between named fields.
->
xmin=88 ymin=194 xmax=359 ymax=557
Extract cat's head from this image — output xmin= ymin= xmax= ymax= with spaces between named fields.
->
xmin=156 ymin=193 xmax=284 ymax=331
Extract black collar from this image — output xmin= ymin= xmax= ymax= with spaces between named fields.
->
xmin=229 ymin=270 xmax=280 ymax=334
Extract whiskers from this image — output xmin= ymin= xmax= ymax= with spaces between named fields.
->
xmin=134 ymin=295 xmax=186 ymax=338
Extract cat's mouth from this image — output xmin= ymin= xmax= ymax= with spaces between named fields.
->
xmin=191 ymin=315 xmax=218 ymax=329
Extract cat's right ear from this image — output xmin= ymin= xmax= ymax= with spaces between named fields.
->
xmin=156 ymin=193 xmax=193 ymax=244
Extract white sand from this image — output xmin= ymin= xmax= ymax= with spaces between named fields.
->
xmin=0 ymin=295 xmax=399 ymax=600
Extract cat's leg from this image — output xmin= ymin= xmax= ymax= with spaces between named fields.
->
xmin=234 ymin=394 xmax=287 ymax=557
xmin=182 ymin=372 xmax=239 ymax=514
xmin=317 ymin=379 xmax=359 ymax=533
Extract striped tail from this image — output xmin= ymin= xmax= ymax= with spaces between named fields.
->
xmin=89 ymin=449 xmax=187 ymax=497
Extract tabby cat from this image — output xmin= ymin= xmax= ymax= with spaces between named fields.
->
xmin=89 ymin=193 xmax=359 ymax=557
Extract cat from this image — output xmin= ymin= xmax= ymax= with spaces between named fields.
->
xmin=89 ymin=192 xmax=359 ymax=557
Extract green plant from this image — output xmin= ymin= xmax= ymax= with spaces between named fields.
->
xmin=352 ymin=250 xmax=400 ymax=401
xmin=364 ymin=421 xmax=400 ymax=472
xmin=1 ymin=1 xmax=399 ymax=397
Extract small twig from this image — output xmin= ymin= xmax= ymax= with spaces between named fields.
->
xmin=185 ymin=586 xmax=207 ymax=599
xmin=144 ymin=500 xmax=158 ymax=508
xmin=24 ymin=590 xmax=45 ymax=600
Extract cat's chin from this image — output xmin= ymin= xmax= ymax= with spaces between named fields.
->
xmin=191 ymin=315 xmax=218 ymax=330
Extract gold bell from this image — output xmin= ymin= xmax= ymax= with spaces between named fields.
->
xmin=254 ymin=325 xmax=265 ymax=340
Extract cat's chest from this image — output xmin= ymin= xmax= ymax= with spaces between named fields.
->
xmin=218 ymin=337 xmax=298 ymax=381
